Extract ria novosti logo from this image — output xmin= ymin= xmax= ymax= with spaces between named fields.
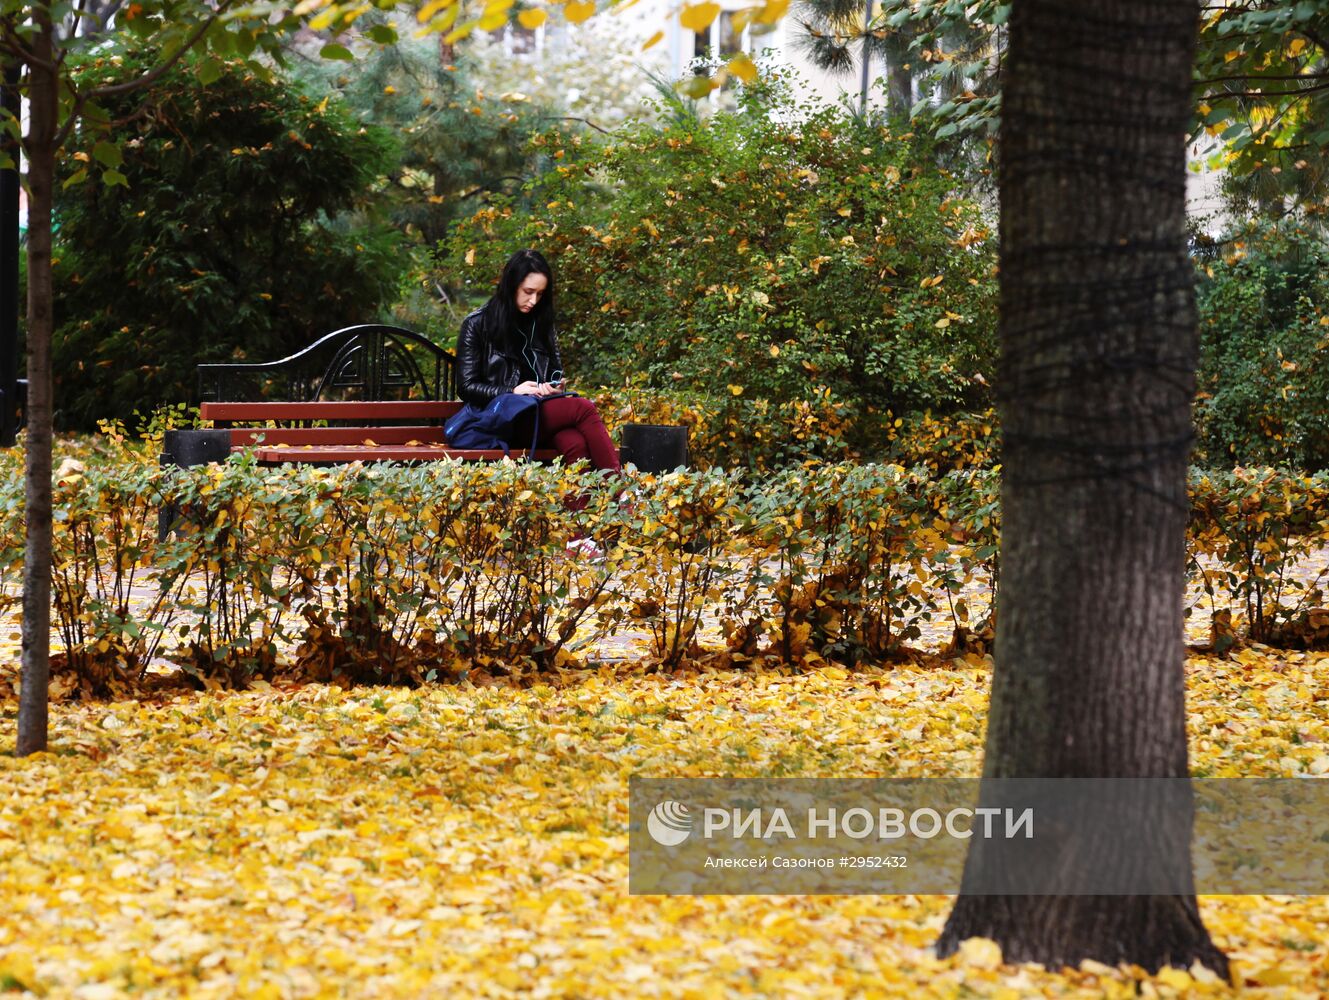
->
xmin=647 ymin=800 xmax=693 ymax=846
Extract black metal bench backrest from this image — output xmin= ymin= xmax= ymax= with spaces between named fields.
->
xmin=197 ymin=325 xmax=457 ymax=403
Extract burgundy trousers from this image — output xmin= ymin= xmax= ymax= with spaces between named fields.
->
xmin=511 ymin=395 xmax=621 ymax=473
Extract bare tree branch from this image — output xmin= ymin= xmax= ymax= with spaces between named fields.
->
xmin=55 ymin=1 xmax=236 ymax=148
xmin=539 ymin=115 xmax=611 ymax=135
xmin=1200 ymin=81 xmax=1329 ymax=100
xmin=95 ymin=0 xmax=128 ymax=31
xmin=452 ymin=175 xmax=526 ymax=200
xmin=84 ymin=1 xmax=234 ymax=100
xmin=1300 ymin=26 xmax=1329 ymax=54
xmin=1197 ymin=71 xmax=1329 ymax=84
xmin=77 ymin=92 xmax=156 ymax=132
xmin=66 ymin=0 xmax=91 ymax=44
xmin=0 ymin=30 xmax=52 ymax=72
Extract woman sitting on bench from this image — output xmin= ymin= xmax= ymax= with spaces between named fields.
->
xmin=456 ymin=248 xmax=622 ymax=477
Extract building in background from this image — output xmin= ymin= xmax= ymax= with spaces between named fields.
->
xmin=482 ymin=3 xmax=894 ymax=120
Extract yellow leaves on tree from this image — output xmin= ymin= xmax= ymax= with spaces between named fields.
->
xmin=517 ymin=7 xmax=547 ymax=29
xmin=680 ymin=2 xmax=721 ymax=33
xmin=563 ymin=0 xmax=597 ymax=24
xmin=478 ymin=0 xmax=515 ymax=32
xmin=728 ymin=52 xmax=758 ymax=84
xmin=415 ymin=0 xmax=456 ymax=24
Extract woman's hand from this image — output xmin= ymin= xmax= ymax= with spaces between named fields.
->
xmin=514 ymin=380 xmax=565 ymax=397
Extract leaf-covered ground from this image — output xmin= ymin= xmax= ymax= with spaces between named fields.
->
xmin=2 ymin=649 xmax=1328 ymax=998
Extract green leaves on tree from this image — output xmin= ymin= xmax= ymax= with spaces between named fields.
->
xmin=196 ymin=56 xmax=223 ymax=85
xmin=91 ymin=141 xmax=122 ymax=169
xmin=51 ymin=46 xmax=404 ymax=431
xmin=320 ymin=42 xmax=355 ymax=61
xmin=438 ymin=82 xmax=998 ymax=462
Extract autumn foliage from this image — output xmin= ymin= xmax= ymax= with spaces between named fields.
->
xmin=437 ymin=80 xmax=998 ymax=458
xmin=5 ymin=433 xmax=1329 ymax=702
xmin=51 ymin=50 xmax=402 ymax=431
xmin=1194 ymin=223 xmax=1329 ymax=471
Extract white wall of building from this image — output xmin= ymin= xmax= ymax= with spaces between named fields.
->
xmin=491 ymin=7 xmax=1232 ymax=232
xmin=492 ymin=2 xmax=892 ymax=117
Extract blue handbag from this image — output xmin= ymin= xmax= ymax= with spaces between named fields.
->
xmin=444 ymin=393 xmax=542 ymax=457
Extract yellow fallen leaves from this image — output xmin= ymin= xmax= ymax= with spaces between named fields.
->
xmin=957 ymin=935 xmax=1003 ymax=969
xmin=0 ymin=649 xmax=1327 ymax=996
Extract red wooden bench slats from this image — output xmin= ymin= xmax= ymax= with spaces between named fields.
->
xmin=200 ymin=400 xmax=461 ymax=424
xmin=251 ymin=445 xmax=561 ymax=464
xmin=229 ymin=425 xmax=447 ymax=447
xmin=201 ymin=399 xmax=556 ymax=466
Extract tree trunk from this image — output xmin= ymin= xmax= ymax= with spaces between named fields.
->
xmin=936 ymin=0 xmax=1227 ymax=976
xmin=1 ymin=61 xmax=20 ymax=449
xmin=16 ymin=19 xmax=57 ymax=757
xmin=882 ymin=35 xmax=912 ymax=116
xmin=887 ymin=63 xmax=911 ymax=116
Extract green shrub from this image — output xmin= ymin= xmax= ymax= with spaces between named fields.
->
xmin=612 ymin=466 xmax=747 ymax=668
xmin=437 ymin=78 xmax=998 ymax=456
xmin=735 ymin=463 xmax=949 ymax=665
xmin=885 ymin=408 xmax=1000 ymax=473
xmin=1194 ymin=223 xmax=1329 ymax=471
xmin=292 ymin=30 xmax=561 ymax=256
xmin=49 ymin=457 xmax=197 ymax=697
xmin=162 ymin=453 xmax=294 ymax=682
xmin=22 ymin=427 xmax=1329 ymax=702
xmin=928 ymin=466 xmax=1001 ymax=651
xmin=0 ymin=448 xmax=23 ymax=626
xmin=52 ymin=48 xmax=404 ymax=431
xmin=592 ymin=383 xmax=860 ymax=470
xmin=157 ymin=457 xmax=624 ymax=685
xmin=1187 ymin=467 xmax=1329 ymax=649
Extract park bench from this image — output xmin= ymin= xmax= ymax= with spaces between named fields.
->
xmin=199 ymin=399 xmax=558 ymax=465
xmin=162 ymin=322 xmax=685 ymax=473
xmin=165 ymin=324 xmax=558 ymax=467
xmin=157 ymin=323 xmax=688 ymax=538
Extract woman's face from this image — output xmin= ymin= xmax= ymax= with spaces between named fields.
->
xmin=515 ymin=272 xmax=548 ymax=314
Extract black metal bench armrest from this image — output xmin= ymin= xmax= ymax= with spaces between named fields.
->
xmin=197 ymin=324 xmax=456 ymax=403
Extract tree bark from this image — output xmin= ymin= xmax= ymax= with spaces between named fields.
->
xmin=1 ymin=61 xmax=20 ymax=450
xmin=882 ymin=35 xmax=913 ymax=116
xmin=16 ymin=17 xmax=57 ymax=757
xmin=936 ymin=0 xmax=1228 ymax=976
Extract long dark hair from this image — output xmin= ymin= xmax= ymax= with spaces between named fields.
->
xmin=481 ymin=248 xmax=555 ymax=348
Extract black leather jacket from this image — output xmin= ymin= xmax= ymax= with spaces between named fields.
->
xmin=456 ymin=307 xmax=564 ymax=407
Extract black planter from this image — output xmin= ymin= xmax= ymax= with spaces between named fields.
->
xmin=162 ymin=428 xmax=233 ymax=468
xmin=619 ymin=423 xmax=689 ymax=474
xmin=158 ymin=429 xmax=235 ymax=541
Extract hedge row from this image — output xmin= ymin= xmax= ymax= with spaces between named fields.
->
xmin=1 ymin=453 xmax=1326 ymax=697
xmin=592 ymin=386 xmax=1000 ymax=473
